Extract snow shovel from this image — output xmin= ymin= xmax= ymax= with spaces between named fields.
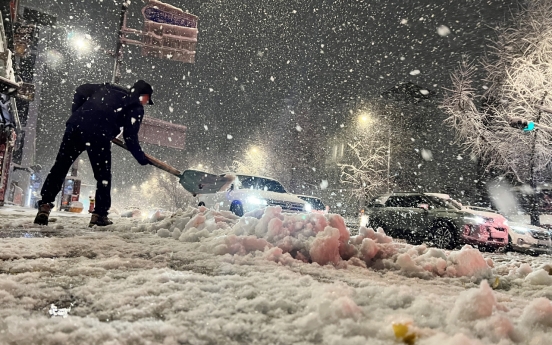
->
xmin=111 ymin=138 xmax=235 ymax=195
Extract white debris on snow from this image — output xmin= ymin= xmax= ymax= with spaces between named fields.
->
xmin=49 ymin=304 xmax=71 ymax=318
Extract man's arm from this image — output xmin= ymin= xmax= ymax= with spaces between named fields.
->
xmin=72 ymin=84 xmax=102 ymax=113
xmin=122 ymin=105 xmax=149 ymax=165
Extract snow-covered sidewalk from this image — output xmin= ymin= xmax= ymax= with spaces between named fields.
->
xmin=0 ymin=206 xmax=551 ymax=344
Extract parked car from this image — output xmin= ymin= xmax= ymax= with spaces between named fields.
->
xmin=461 ymin=205 xmax=552 ymax=255
xmin=366 ymin=192 xmax=509 ymax=250
xmin=197 ymin=174 xmax=307 ymax=216
xmin=120 ymin=206 xmax=142 ymax=218
xmin=146 ymin=208 xmax=172 ymax=221
xmin=426 ymin=194 xmax=552 ymax=255
xmin=296 ymin=195 xmax=329 ymax=214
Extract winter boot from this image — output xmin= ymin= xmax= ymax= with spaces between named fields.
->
xmin=89 ymin=213 xmax=113 ymax=227
xmin=34 ymin=202 xmax=54 ymax=225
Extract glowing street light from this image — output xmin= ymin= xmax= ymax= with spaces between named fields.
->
xmin=67 ymin=31 xmax=93 ymax=54
xmin=357 ymin=112 xmax=373 ymax=128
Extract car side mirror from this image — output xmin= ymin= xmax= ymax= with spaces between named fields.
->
xmin=417 ymin=203 xmax=429 ymax=211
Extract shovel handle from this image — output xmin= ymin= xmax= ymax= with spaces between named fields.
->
xmin=111 ymin=138 xmax=182 ymax=177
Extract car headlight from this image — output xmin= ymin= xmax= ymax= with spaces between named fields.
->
xmin=247 ymin=196 xmax=267 ymax=205
xmin=463 ymin=216 xmax=485 ymax=224
xmin=304 ymin=203 xmax=312 ymax=212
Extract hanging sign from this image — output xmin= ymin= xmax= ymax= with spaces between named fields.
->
xmin=142 ymin=0 xmax=198 ymax=28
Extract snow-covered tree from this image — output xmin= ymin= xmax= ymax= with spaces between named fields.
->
xmin=140 ymin=171 xmax=195 ymax=211
xmin=230 ymin=145 xmax=270 ymax=176
xmin=442 ymin=0 xmax=552 ymax=224
xmin=339 ymin=136 xmax=388 ymax=202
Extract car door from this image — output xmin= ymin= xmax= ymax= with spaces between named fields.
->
xmin=406 ymin=195 xmax=432 ymax=238
xmin=383 ymin=196 xmax=415 ymax=237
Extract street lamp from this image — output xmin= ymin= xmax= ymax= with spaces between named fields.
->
xmin=67 ymin=31 xmax=93 ymax=55
xmin=357 ymin=112 xmax=372 ymax=128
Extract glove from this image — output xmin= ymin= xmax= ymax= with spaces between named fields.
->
xmin=134 ymin=152 xmax=150 ymax=166
xmin=137 ymin=156 xmax=150 ymax=166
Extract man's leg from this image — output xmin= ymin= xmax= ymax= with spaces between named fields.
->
xmin=86 ymin=137 xmax=112 ymax=218
xmin=35 ymin=126 xmax=84 ymax=225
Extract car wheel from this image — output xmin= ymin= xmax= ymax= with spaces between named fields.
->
xmin=369 ymin=217 xmax=390 ymax=235
xmin=369 ymin=217 xmax=383 ymax=230
xmin=230 ymin=201 xmax=244 ymax=217
xmin=198 ymin=201 xmax=205 ymax=207
xmin=431 ymin=222 xmax=457 ymax=250
xmin=504 ymin=234 xmax=513 ymax=252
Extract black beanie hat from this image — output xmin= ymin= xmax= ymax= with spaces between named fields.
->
xmin=132 ymin=80 xmax=154 ymax=105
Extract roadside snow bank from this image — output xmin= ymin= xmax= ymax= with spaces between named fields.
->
xmin=134 ymin=206 xmax=496 ymax=279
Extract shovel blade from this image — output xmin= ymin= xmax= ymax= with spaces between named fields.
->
xmin=179 ymin=170 xmax=235 ymax=195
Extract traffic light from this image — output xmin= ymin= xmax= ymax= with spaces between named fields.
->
xmin=509 ymin=117 xmax=535 ymax=131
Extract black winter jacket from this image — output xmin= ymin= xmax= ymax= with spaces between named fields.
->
xmin=66 ymin=83 xmax=148 ymax=164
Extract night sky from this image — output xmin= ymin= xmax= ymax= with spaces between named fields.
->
xmin=22 ymin=0 xmax=520 ymax=205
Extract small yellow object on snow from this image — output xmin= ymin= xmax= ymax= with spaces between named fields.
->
xmin=491 ymin=277 xmax=500 ymax=289
xmin=392 ymin=322 xmax=417 ymax=345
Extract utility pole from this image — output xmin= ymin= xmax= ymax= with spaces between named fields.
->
xmin=111 ymin=1 xmax=129 ymax=84
xmin=387 ymin=128 xmax=391 ymax=193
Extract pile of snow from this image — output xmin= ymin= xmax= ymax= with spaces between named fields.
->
xmin=101 ymin=205 xmax=496 ymax=280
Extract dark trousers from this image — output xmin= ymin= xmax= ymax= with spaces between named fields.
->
xmin=40 ymin=125 xmax=112 ymax=216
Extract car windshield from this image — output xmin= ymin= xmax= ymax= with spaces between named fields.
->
xmin=299 ymin=197 xmax=325 ymax=211
xmin=425 ymin=196 xmax=461 ymax=210
xmin=237 ymin=175 xmax=287 ymax=193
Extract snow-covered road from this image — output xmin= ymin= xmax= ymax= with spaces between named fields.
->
xmin=0 ymin=206 xmax=551 ymax=345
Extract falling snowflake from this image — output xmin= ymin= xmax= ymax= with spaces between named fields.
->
xmin=409 ymin=69 xmax=421 ymax=76
xmin=437 ymin=25 xmax=451 ymax=37
xmin=131 ymin=117 xmax=136 ymax=124
xmin=420 ymin=89 xmax=429 ymax=95
xmin=296 ymin=125 xmax=302 ymax=132
xmin=400 ymin=19 xmax=408 ymax=25
xmin=320 ymin=180 xmax=329 ymax=190
xmin=102 ymin=180 xmax=109 ymax=186
xmin=421 ymin=149 xmax=433 ymax=161
xmin=169 ymin=106 xmax=174 ymax=113
xmin=227 ymin=134 xmax=233 ymax=139
xmin=204 ymin=125 xmax=209 ymax=130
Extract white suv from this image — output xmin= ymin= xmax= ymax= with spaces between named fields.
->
xmin=197 ymin=174 xmax=307 ymax=216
